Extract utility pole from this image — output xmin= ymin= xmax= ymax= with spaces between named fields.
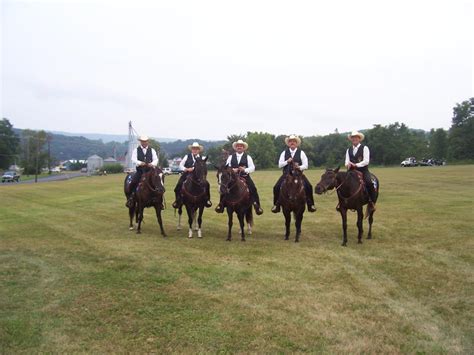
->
xmin=47 ymin=134 xmax=52 ymax=174
xmin=35 ymin=135 xmax=39 ymax=183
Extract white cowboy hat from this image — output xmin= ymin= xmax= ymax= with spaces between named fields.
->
xmin=232 ymin=139 xmax=249 ymax=151
xmin=284 ymin=134 xmax=302 ymax=146
xmin=188 ymin=141 xmax=204 ymax=152
xmin=138 ymin=135 xmax=150 ymax=142
xmin=347 ymin=131 xmax=365 ymax=141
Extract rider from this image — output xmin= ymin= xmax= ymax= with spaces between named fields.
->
xmin=345 ymin=130 xmax=376 ymax=211
xmin=172 ymin=142 xmax=212 ymax=209
xmin=271 ymin=135 xmax=317 ymax=213
xmin=126 ymin=135 xmax=159 ymax=207
xmin=215 ymin=139 xmax=264 ymax=215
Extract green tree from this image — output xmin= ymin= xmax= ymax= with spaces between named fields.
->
xmin=224 ymin=134 xmax=247 ymax=151
xmin=20 ymin=129 xmax=49 ymax=175
xmin=246 ymin=131 xmax=277 ymax=169
xmin=429 ymin=128 xmax=448 ymax=159
xmin=448 ymin=98 xmax=474 ymax=160
xmin=0 ymin=118 xmax=20 ymax=169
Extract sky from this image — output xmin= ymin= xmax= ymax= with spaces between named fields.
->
xmin=1 ymin=0 xmax=473 ymax=140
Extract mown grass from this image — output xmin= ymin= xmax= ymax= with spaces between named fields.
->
xmin=0 ymin=166 xmax=473 ymax=353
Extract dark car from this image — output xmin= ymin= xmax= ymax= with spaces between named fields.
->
xmin=2 ymin=171 xmax=21 ymax=183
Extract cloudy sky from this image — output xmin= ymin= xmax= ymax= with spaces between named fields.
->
xmin=1 ymin=0 xmax=472 ymax=140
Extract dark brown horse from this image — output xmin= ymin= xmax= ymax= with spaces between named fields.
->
xmin=315 ymin=167 xmax=379 ymax=246
xmin=217 ymin=166 xmax=253 ymax=241
xmin=177 ymin=157 xmax=209 ymax=238
xmin=124 ymin=167 xmax=166 ymax=236
xmin=278 ymin=162 xmax=307 ymax=242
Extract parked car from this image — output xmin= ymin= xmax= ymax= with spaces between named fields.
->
xmin=162 ymin=167 xmax=172 ymax=175
xmin=400 ymin=157 xmax=418 ymax=167
xmin=419 ymin=158 xmax=433 ymax=166
xmin=2 ymin=171 xmax=21 ymax=183
xmin=171 ymin=167 xmax=182 ymax=174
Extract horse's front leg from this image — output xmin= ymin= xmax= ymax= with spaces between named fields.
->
xmin=136 ymin=204 xmax=144 ymax=234
xmin=295 ymin=211 xmax=303 ymax=243
xmin=283 ymin=208 xmax=291 ymax=240
xmin=238 ymin=211 xmax=246 ymax=242
xmin=356 ymin=207 xmax=363 ymax=244
xmin=197 ymin=206 xmax=204 ymax=238
xmin=177 ymin=205 xmax=183 ymax=230
xmin=155 ymin=202 xmax=166 ymax=237
xmin=186 ymin=205 xmax=194 ymax=238
xmin=226 ymin=208 xmax=233 ymax=241
xmin=339 ymin=206 xmax=348 ymax=246
xmin=128 ymin=205 xmax=135 ymax=230
xmin=367 ymin=209 xmax=375 ymax=239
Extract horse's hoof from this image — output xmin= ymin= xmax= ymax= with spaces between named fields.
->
xmin=295 ymin=239 xmax=299 ymax=243
xmin=241 ymin=239 xmax=246 ymax=242
xmin=367 ymin=236 xmax=372 ymax=239
xmin=226 ymin=239 xmax=231 ymax=242
xmin=197 ymin=231 xmax=203 ymax=238
xmin=129 ymin=227 xmax=134 ymax=231
xmin=177 ymin=227 xmax=182 ymax=231
xmin=358 ymin=240 xmax=362 ymax=244
xmin=341 ymin=243 xmax=347 ymax=247
xmin=137 ymin=231 xmax=141 ymax=235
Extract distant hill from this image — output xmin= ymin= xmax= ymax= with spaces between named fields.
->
xmin=49 ymin=131 xmax=178 ymax=143
xmin=13 ymin=128 xmax=225 ymax=161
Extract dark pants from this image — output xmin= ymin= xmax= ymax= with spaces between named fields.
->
xmin=273 ymin=174 xmax=315 ymax=206
xmin=174 ymin=172 xmax=211 ymax=202
xmin=129 ymin=167 xmax=151 ymax=195
xmin=361 ymin=170 xmax=377 ymax=203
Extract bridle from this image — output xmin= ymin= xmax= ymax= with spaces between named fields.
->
xmin=220 ymin=169 xmax=249 ymax=206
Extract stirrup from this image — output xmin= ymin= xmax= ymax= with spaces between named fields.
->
xmin=307 ymin=205 xmax=317 ymax=213
xmin=271 ymin=205 xmax=280 ymax=213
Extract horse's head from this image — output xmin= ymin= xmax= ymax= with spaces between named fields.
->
xmin=192 ymin=156 xmax=208 ymax=183
xmin=218 ymin=166 xmax=235 ymax=195
xmin=283 ymin=162 xmax=304 ymax=203
xmin=148 ymin=167 xmax=165 ymax=194
xmin=315 ymin=166 xmax=340 ymax=194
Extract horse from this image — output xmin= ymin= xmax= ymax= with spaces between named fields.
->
xmin=124 ymin=167 xmax=166 ymax=236
xmin=217 ymin=166 xmax=253 ymax=241
xmin=278 ymin=161 xmax=307 ymax=242
xmin=315 ymin=167 xmax=379 ymax=246
xmin=176 ymin=157 xmax=209 ymax=238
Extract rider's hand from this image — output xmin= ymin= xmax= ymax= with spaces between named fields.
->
xmin=238 ymin=166 xmax=246 ymax=172
xmin=233 ymin=168 xmax=239 ymax=173
xmin=139 ymin=162 xmax=146 ymax=167
xmin=186 ymin=167 xmax=194 ymax=172
xmin=287 ymin=157 xmax=293 ymax=163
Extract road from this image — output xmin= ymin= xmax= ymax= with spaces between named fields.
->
xmin=0 ymin=172 xmax=86 ymax=185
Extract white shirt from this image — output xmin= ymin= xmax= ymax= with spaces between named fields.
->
xmin=225 ymin=152 xmax=255 ymax=174
xmin=345 ymin=144 xmax=370 ymax=168
xmin=278 ymin=148 xmax=309 ymax=170
xmin=179 ymin=153 xmax=200 ymax=171
xmin=131 ymin=145 xmax=159 ymax=167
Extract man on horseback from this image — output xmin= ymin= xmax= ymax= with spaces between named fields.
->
xmin=345 ymin=130 xmax=376 ymax=212
xmin=215 ymin=139 xmax=264 ymax=215
xmin=271 ymin=135 xmax=316 ymax=213
xmin=172 ymin=142 xmax=212 ymax=209
xmin=126 ymin=135 xmax=159 ymax=208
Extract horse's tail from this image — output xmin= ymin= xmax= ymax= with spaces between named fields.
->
xmin=246 ymin=208 xmax=254 ymax=227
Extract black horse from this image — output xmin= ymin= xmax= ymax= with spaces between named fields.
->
xmin=176 ymin=157 xmax=210 ymax=238
xmin=315 ymin=167 xmax=379 ymax=246
xmin=278 ymin=162 xmax=307 ymax=242
xmin=217 ymin=166 xmax=253 ymax=241
xmin=124 ymin=167 xmax=166 ymax=236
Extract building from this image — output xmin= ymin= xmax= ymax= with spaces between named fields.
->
xmin=87 ymin=155 xmax=103 ymax=172
xmin=103 ymin=157 xmax=118 ymax=165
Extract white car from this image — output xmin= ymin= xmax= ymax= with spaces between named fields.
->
xmin=400 ymin=157 xmax=418 ymax=167
xmin=162 ymin=167 xmax=172 ymax=175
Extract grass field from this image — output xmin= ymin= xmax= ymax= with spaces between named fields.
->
xmin=1 ymin=166 xmax=473 ymax=353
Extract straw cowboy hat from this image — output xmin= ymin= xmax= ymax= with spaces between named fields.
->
xmin=188 ymin=141 xmax=204 ymax=152
xmin=284 ymin=134 xmax=302 ymax=146
xmin=232 ymin=139 xmax=249 ymax=151
xmin=138 ymin=135 xmax=150 ymax=142
xmin=347 ymin=130 xmax=365 ymax=141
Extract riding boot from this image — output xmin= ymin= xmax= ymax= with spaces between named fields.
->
xmin=253 ymin=195 xmax=264 ymax=215
xmin=272 ymin=183 xmax=281 ymax=213
xmin=172 ymin=191 xmax=181 ymax=209
xmin=215 ymin=195 xmax=225 ymax=213
xmin=205 ymin=184 xmax=212 ymax=208
xmin=306 ymin=195 xmax=316 ymax=213
xmin=126 ymin=192 xmax=135 ymax=208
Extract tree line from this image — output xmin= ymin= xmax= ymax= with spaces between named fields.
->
xmin=1 ymin=97 xmax=472 ymax=171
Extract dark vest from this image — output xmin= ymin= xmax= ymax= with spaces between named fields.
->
xmin=283 ymin=148 xmax=302 ymax=173
xmin=230 ymin=153 xmax=248 ymax=169
xmin=348 ymin=145 xmax=368 ymax=172
xmin=137 ymin=146 xmax=153 ymax=164
xmin=184 ymin=153 xmax=196 ymax=168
